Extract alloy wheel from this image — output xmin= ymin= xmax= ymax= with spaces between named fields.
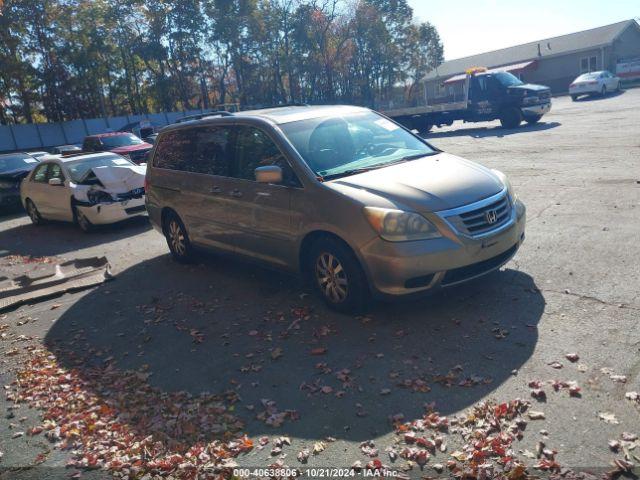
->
xmin=169 ymin=220 xmax=186 ymax=256
xmin=315 ymin=252 xmax=349 ymax=303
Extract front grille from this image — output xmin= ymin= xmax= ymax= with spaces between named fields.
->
xmin=448 ymin=193 xmax=512 ymax=236
xmin=441 ymin=244 xmax=518 ymax=286
xmin=116 ymin=187 xmax=145 ymax=201
xmin=538 ymin=90 xmax=551 ymax=101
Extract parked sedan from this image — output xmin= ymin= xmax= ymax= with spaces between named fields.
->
xmin=569 ymin=71 xmax=621 ymax=100
xmin=21 ymin=152 xmax=146 ymax=232
xmin=0 ymin=152 xmax=40 ymax=210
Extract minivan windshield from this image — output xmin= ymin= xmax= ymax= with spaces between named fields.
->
xmin=279 ymin=112 xmax=437 ymax=179
xmin=66 ymin=154 xmax=135 ymax=182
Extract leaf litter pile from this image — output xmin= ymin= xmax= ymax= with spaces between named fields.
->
xmin=7 ymin=348 xmax=254 ymax=477
xmin=4 ymin=295 xmax=639 ymax=479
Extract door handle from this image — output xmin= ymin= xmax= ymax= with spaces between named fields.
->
xmin=229 ymin=189 xmax=243 ymax=198
xmin=210 ymin=186 xmax=222 ymax=194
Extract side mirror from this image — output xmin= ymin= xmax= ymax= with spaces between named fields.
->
xmin=255 ymin=165 xmax=283 ymax=184
xmin=48 ymin=178 xmax=63 ymax=186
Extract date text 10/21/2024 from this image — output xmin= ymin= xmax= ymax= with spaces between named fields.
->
xmin=233 ymin=468 xmax=401 ymax=478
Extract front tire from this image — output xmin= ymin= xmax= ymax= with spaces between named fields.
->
xmin=525 ymin=115 xmax=542 ymax=125
xmin=25 ymin=199 xmax=43 ymax=225
xmin=571 ymin=95 xmax=578 ymax=101
xmin=74 ymin=206 xmax=93 ymax=233
xmin=163 ymin=212 xmax=194 ymax=263
xmin=601 ymin=86 xmax=607 ymax=97
xmin=499 ymin=107 xmax=522 ymax=129
xmin=308 ymin=237 xmax=370 ymax=314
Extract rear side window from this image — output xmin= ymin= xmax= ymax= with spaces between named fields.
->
xmin=153 ymin=127 xmax=232 ymax=176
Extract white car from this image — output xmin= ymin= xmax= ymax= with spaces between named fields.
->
xmin=20 ymin=152 xmax=146 ymax=232
xmin=569 ymin=70 xmax=621 ymax=100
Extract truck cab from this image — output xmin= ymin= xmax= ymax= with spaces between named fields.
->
xmin=468 ymin=71 xmax=552 ymax=128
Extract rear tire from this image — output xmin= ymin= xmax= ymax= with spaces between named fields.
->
xmin=308 ymin=236 xmax=370 ymax=314
xmin=25 ymin=199 xmax=43 ymax=225
xmin=163 ymin=212 xmax=194 ymax=263
xmin=525 ymin=115 xmax=542 ymax=125
xmin=499 ymin=107 xmax=522 ymax=129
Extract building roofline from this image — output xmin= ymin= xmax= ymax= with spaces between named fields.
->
xmin=425 ymin=19 xmax=638 ymax=81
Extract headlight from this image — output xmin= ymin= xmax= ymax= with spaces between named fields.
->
xmin=363 ymin=207 xmax=442 ymax=242
xmin=492 ymin=169 xmax=517 ymax=204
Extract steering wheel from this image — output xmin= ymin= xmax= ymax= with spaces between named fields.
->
xmin=355 ymin=143 xmax=399 ymax=157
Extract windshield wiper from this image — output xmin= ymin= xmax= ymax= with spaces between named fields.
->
xmin=399 ymin=152 xmax=436 ymax=162
xmin=321 ymin=153 xmax=435 ymax=181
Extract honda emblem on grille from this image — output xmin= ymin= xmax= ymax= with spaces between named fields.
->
xmin=485 ymin=209 xmax=498 ymax=224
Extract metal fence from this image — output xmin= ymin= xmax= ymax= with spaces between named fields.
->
xmin=0 ymin=109 xmax=218 ymax=153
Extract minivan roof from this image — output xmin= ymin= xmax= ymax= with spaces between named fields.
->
xmin=163 ymin=105 xmax=371 ymax=131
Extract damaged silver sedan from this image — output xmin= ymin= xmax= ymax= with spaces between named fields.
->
xmin=20 ymin=152 xmax=146 ymax=232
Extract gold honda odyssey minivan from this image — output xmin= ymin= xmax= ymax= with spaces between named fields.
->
xmin=146 ymin=105 xmax=526 ymax=313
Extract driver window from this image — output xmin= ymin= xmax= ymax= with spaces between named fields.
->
xmin=32 ymin=164 xmax=49 ymax=183
xmin=233 ymin=126 xmax=300 ymax=186
xmin=47 ymin=163 xmax=65 ymax=182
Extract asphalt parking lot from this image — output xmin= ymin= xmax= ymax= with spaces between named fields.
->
xmin=1 ymin=89 xmax=639 ymax=478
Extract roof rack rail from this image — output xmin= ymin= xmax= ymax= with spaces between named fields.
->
xmin=174 ymin=111 xmax=234 ymax=124
xmin=249 ymin=102 xmax=310 ymax=110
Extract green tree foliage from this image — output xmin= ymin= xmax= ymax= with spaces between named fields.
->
xmin=0 ymin=0 xmax=444 ymax=123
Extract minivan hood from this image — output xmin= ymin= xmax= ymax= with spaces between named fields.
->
xmin=327 ymin=152 xmax=503 ymax=212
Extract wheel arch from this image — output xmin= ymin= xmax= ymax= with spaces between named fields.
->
xmin=298 ymin=229 xmax=364 ymax=276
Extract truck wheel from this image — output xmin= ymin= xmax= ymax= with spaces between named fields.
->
xmin=499 ymin=107 xmax=522 ymax=129
xmin=308 ymin=236 xmax=370 ymax=315
xmin=525 ymin=115 xmax=542 ymax=125
xmin=417 ymin=123 xmax=433 ymax=136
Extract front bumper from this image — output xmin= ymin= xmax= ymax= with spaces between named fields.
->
xmin=77 ymin=197 xmax=147 ymax=225
xmin=0 ymin=189 xmax=21 ymax=207
xmin=360 ymin=199 xmax=526 ymax=297
xmin=521 ymin=102 xmax=551 ymax=117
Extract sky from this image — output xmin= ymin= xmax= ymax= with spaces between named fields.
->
xmin=408 ymin=0 xmax=640 ymax=60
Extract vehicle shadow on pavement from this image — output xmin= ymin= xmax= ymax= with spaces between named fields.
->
xmin=424 ymin=121 xmax=561 ymax=140
xmin=0 ymin=216 xmax=151 ymax=258
xmin=45 ymin=252 xmax=544 ymax=443
xmin=572 ymin=90 xmax=626 ymax=102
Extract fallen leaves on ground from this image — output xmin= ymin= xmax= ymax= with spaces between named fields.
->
xmin=7 ymin=348 xmax=255 ymax=478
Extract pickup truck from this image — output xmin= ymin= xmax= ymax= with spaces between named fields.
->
xmin=382 ymin=68 xmax=552 ymax=134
